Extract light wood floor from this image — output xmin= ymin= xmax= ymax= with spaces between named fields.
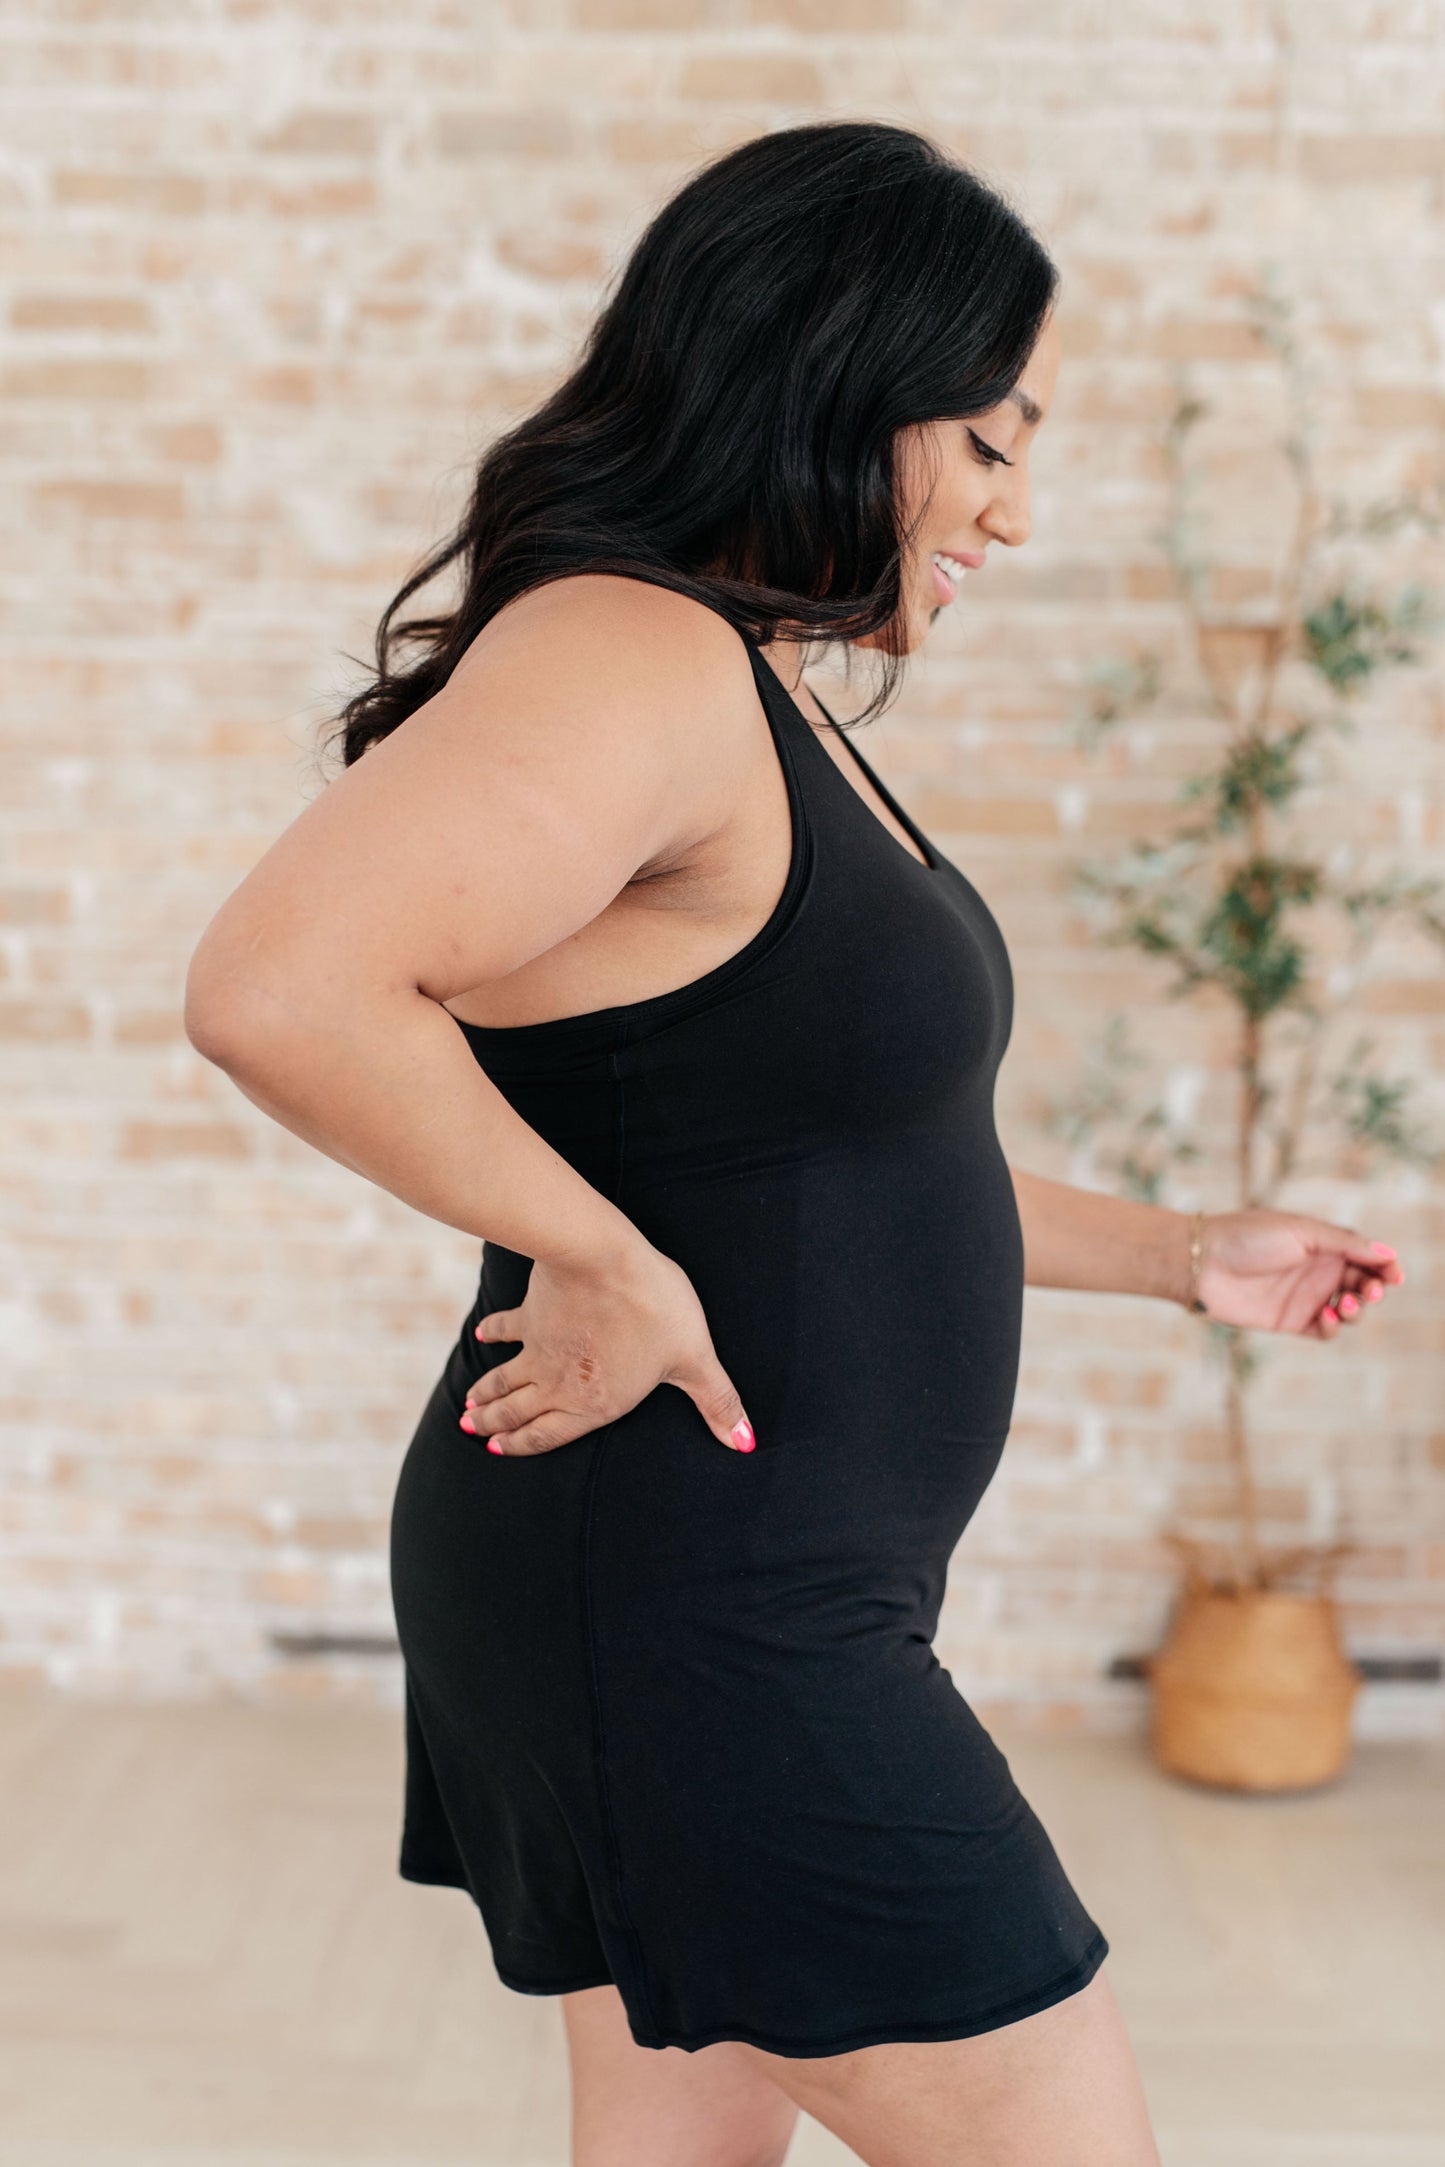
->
xmin=0 ymin=1691 xmax=1441 ymax=2165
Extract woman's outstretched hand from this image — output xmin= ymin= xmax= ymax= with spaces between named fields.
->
xmin=1191 ymin=1208 xmax=1405 ymax=1338
xmin=460 ymin=1237 xmax=756 ymax=1457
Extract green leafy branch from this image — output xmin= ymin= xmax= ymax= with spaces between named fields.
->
xmin=1044 ymin=271 xmax=1445 ymax=1589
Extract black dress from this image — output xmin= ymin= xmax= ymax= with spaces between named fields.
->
xmin=388 ymin=604 xmax=1108 ymax=2057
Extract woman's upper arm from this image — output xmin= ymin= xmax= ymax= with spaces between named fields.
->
xmin=184 ymin=577 xmax=752 ymax=1046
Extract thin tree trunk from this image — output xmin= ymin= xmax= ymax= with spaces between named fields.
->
xmin=1227 ymin=1009 xmax=1268 ymax=1586
xmin=1224 ymin=1336 xmax=1263 ymax=1588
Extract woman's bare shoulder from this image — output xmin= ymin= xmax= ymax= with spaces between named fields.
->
xmin=452 ymin=571 xmax=756 ymax=716
xmin=185 ymin=573 xmax=765 ymax=1038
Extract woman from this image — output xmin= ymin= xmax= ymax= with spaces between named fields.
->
xmin=185 ymin=121 xmax=1404 ymax=2166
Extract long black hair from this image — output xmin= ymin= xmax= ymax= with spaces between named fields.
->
xmin=328 ymin=120 xmax=1058 ymax=764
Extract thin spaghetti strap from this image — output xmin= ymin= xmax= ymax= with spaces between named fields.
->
xmin=783 ymin=667 xmax=942 ymax=875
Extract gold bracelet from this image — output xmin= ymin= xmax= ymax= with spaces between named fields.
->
xmin=1186 ymin=1208 xmax=1208 ymax=1314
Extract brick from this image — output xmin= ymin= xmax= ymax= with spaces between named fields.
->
xmin=3 ymin=359 xmax=150 ymax=400
xmin=247 ymin=366 xmax=319 ymax=406
xmin=495 ymin=231 xmax=608 ymax=281
xmin=10 ymin=291 xmax=155 ymax=334
xmin=608 ymin=118 xmax=714 ymax=164
xmin=746 ymin=0 xmax=906 ymax=25
xmin=679 ymin=54 xmax=824 ymax=102
xmin=576 ymin=0 xmax=713 ymax=23
xmin=36 ymin=476 xmax=185 ymax=520
xmin=151 ymin=421 xmax=223 ymax=465
xmin=1353 ymin=386 xmax=1445 ymax=432
xmin=1150 ymin=316 xmax=1266 ymax=362
xmin=915 ymin=793 xmax=1060 ymax=838
xmin=0 ymin=1000 xmax=90 ymax=1042
xmin=292 ymin=1514 xmax=390 ymax=1550
xmin=54 ymin=169 xmax=206 ymax=215
xmin=114 ymin=1009 xmax=187 ymax=1045
xmin=0 ymin=888 xmax=70 ymax=926
xmin=226 ymin=175 xmax=377 ymax=218
xmin=1218 ymin=131 xmax=1279 ymax=171
xmin=258 ymin=109 xmax=381 ymax=158
xmin=1297 ymin=132 xmax=1445 ymax=185
xmin=433 ymin=108 xmax=576 ymax=159
xmin=117 ymin=1121 xmax=252 ymax=1162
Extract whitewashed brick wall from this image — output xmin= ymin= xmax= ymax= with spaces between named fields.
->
xmin=3 ymin=0 xmax=1441 ymax=1732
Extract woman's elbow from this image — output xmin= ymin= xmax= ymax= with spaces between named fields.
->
xmin=182 ymin=933 xmax=293 ymax=1071
xmin=183 ymin=959 xmax=253 ymax=1069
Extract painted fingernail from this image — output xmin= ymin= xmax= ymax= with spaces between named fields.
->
xmin=731 ymin=1419 xmax=755 ymax=1452
xmin=1366 ymin=1282 xmax=1383 ymax=1301
xmin=459 ymin=1410 xmax=476 ymax=1432
xmin=1370 ymin=1241 xmax=1396 ymax=1256
xmin=486 ymin=1438 xmax=504 ymax=1455
xmin=1339 ymin=1294 xmax=1358 ymax=1315
xmin=474 ymin=1323 xmax=485 ymax=1338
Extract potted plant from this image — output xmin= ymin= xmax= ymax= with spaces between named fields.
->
xmin=1048 ymin=271 xmax=1445 ymax=1791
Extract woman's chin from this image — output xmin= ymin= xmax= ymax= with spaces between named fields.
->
xmin=904 ymin=606 xmax=940 ymax=654
xmin=854 ymin=603 xmax=936 ymax=657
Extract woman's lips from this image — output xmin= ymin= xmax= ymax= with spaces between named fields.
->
xmin=931 ymin=551 xmax=979 ymax=605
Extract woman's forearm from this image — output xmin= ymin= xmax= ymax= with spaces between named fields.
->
xmin=186 ymin=984 xmax=641 ymax=1270
xmin=1009 ymin=1165 xmax=1193 ymax=1305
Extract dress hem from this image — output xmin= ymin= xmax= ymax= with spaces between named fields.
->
xmin=398 ymin=1854 xmax=470 ymax=1892
xmin=496 ymin=1960 xmax=620 ymax=1996
xmin=477 ymin=1916 xmax=1110 ymax=2058
xmin=400 ymin=1856 xmax=620 ymax=1996
xmin=615 ymin=1929 xmax=1110 ymax=2058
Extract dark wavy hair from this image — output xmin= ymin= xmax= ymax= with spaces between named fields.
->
xmin=327 ymin=119 xmax=1058 ymax=765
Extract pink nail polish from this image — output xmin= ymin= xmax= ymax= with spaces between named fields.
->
xmin=1369 ymin=1241 xmax=1396 ymax=1256
xmin=731 ymin=1418 xmax=755 ymax=1452
xmin=486 ymin=1438 xmax=504 ymax=1455
xmin=459 ymin=1410 xmax=475 ymax=1432
xmin=1340 ymin=1294 xmax=1358 ymax=1315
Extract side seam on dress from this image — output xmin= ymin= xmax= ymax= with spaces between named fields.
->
xmin=580 ymin=1402 xmax=664 ymax=2038
xmin=579 ymin=1019 xmax=664 ymax=2035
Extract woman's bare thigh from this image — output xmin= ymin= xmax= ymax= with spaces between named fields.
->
xmin=561 ymin=1983 xmax=800 ymax=2167
xmin=734 ymin=1966 xmax=1160 ymax=2167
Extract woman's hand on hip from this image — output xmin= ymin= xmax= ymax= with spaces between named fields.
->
xmin=461 ymin=1237 xmax=756 ymax=1456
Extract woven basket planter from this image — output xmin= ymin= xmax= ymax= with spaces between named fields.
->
xmin=1148 ymin=1582 xmax=1362 ymax=1793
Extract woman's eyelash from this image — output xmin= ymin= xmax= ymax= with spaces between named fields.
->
xmin=968 ymin=428 xmax=1013 ymax=468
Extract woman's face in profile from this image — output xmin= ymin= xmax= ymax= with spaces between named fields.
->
xmin=872 ymin=307 xmax=1061 ymax=656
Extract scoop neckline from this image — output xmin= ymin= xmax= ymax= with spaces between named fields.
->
xmin=747 ymin=646 xmax=941 ymax=877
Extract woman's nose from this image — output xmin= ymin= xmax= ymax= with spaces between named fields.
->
xmin=983 ymin=496 xmax=1026 ymax=550
xmin=983 ymin=480 xmax=1031 ymax=550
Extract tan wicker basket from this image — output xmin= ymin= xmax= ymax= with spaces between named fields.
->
xmin=1149 ymin=1583 xmax=1362 ymax=1792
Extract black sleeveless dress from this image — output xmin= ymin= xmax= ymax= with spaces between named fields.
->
xmin=388 ymin=611 xmax=1108 ymax=2058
